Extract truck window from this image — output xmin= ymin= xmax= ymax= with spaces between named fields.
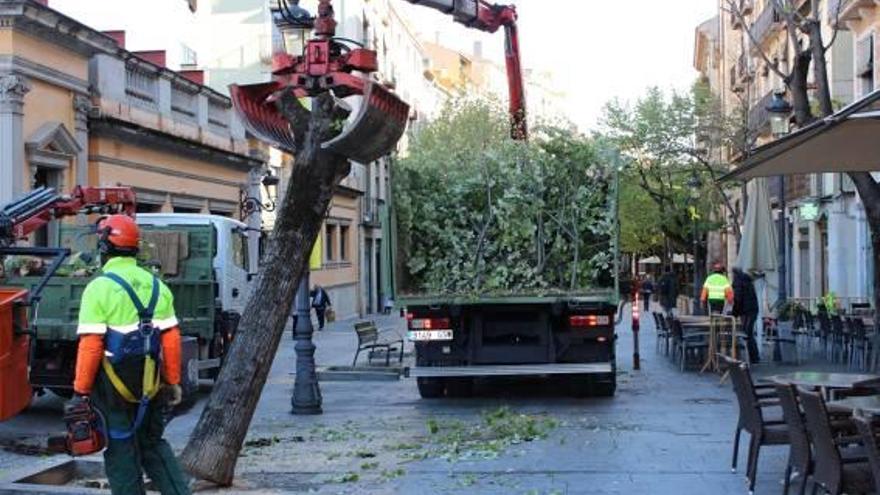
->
xmin=232 ymin=230 xmax=249 ymax=270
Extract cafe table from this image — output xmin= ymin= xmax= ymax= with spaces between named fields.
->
xmin=828 ymin=395 xmax=880 ymax=415
xmin=770 ymin=371 xmax=880 ymax=399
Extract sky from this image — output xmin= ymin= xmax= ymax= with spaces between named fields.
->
xmin=51 ymin=0 xmax=718 ymax=132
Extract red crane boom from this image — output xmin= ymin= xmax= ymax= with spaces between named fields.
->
xmin=405 ymin=0 xmax=527 ymax=140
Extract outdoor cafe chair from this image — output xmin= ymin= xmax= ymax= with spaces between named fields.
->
xmin=653 ymin=312 xmax=669 ymax=355
xmin=818 ymin=311 xmax=833 ymax=361
xmin=799 ymin=389 xmax=874 ymax=495
xmin=847 ymin=317 xmax=870 ymax=371
xmin=776 ymin=383 xmax=813 ymax=495
xmin=671 ymin=318 xmax=708 ymax=371
xmin=724 ymin=356 xmax=788 ymax=494
xmin=852 ymin=409 xmax=880 ymax=495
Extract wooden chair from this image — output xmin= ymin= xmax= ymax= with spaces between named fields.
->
xmin=798 ymin=389 xmax=874 ymax=495
xmin=724 ymin=356 xmax=788 ymax=493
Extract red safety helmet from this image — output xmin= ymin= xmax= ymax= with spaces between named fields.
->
xmin=97 ymin=215 xmax=139 ymax=253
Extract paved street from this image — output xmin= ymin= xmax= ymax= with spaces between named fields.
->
xmin=0 ymin=304 xmax=814 ymax=494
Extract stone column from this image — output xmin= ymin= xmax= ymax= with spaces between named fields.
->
xmin=73 ymin=94 xmax=90 ymax=187
xmin=0 ymin=74 xmax=31 ymax=204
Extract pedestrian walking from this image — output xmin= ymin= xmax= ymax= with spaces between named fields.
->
xmin=731 ymin=266 xmax=760 ymax=363
xmin=640 ymin=276 xmax=654 ymax=312
xmin=657 ymin=267 xmax=679 ymax=317
xmin=310 ymin=284 xmax=331 ymax=330
xmin=72 ymin=215 xmax=190 ymax=495
xmin=701 ymin=263 xmax=733 ymax=314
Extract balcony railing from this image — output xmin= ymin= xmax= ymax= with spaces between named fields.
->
xmin=749 ymin=3 xmax=781 ymax=46
xmin=171 ymin=83 xmax=197 ymax=120
xmin=125 ymin=65 xmax=158 ymax=108
xmin=362 ymin=197 xmax=383 ymax=227
xmin=730 ymin=0 xmax=754 ymax=29
xmin=748 ymin=90 xmax=774 ymax=132
xmin=208 ymin=100 xmax=230 ymax=129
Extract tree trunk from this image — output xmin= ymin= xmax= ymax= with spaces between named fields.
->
xmin=848 ymin=172 xmax=880 ymax=334
xmin=179 ymin=94 xmax=351 ymax=485
xmin=808 ymin=20 xmax=835 ymax=117
xmin=790 ymin=50 xmax=814 ymax=126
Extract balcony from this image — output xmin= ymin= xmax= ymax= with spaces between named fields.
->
xmin=748 ymin=90 xmax=774 ymax=132
xmin=91 ymin=53 xmax=248 ymax=156
xmin=749 ymin=3 xmax=782 ymax=46
xmin=362 ymin=197 xmax=384 ymax=227
xmin=730 ymin=0 xmax=754 ymax=29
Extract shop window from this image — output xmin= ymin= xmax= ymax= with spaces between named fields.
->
xmin=232 ymin=230 xmax=249 ymax=270
xmin=137 ymin=203 xmax=163 ymax=214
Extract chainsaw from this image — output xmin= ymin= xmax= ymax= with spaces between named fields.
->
xmin=63 ymin=396 xmax=106 ymax=456
xmin=230 ymin=0 xmax=410 ymax=163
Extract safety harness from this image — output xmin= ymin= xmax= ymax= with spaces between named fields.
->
xmin=100 ymin=272 xmax=162 ymax=440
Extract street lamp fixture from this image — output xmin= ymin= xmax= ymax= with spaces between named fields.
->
xmin=240 ymin=171 xmax=280 ymax=220
xmin=766 ymin=90 xmax=793 ymax=139
xmin=272 ymin=0 xmax=314 ymax=55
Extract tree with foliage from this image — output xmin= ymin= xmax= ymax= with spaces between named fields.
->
xmin=600 ymin=87 xmax=736 ymax=270
xmin=394 ymin=99 xmax=613 ymax=294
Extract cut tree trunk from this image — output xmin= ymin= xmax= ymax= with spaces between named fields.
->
xmin=179 ymin=94 xmax=351 ymax=485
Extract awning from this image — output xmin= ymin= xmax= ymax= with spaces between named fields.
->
xmin=722 ymin=89 xmax=880 ymax=181
xmin=638 ymin=254 xmax=693 ymax=265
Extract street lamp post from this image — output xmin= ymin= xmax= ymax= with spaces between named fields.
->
xmin=766 ymin=90 xmax=793 ymax=305
xmin=291 ymin=273 xmax=322 ymax=414
xmin=688 ymin=173 xmax=703 ymax=315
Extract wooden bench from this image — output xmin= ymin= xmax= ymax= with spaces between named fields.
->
xmin=353 ymin=321 xmax=404 ymax=366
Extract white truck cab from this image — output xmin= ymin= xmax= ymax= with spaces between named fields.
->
xmin=136 ymin=214 xmax=258 ymax=315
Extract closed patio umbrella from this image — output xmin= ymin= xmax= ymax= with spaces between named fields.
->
xmin=735 ymin=178 xmax=778 ymax=274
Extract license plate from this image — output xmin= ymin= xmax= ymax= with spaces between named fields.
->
xmin=408 ymin=330 xmax=453 ymax=341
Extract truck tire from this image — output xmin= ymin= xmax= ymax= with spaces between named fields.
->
xmin=569 ymin=375 xmax=616 ymax=398
xmin=591 ymin=379 xmax=616 ymax=397
xmin=444 ymin=378 xmax=473 ymax=398
xmin=417 ymin=377 xmax=444 ymax=398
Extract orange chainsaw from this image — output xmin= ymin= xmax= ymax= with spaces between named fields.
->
xmin=230 ymin=0 xmax=410 ymax=163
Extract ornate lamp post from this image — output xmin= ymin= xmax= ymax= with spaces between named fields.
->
xmin=239 ymin=171 xmax=280 ymax=220
xmin=688 ymin=173 xmax=704 ymax=315
xmin=766 ymin=90 xmax=793 ymax=305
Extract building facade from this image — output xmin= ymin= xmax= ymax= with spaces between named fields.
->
xmin=0 ymin=0 xmax=264 ymax=245
xmin=698 ymin=0 xmax=872 ymax=310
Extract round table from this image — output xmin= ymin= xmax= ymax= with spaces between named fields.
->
xmin=770 ymin=371 xmax=880 ymax=399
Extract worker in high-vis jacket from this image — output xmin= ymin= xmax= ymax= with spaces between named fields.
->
xmin=71 ymin=215 xmax=190 ymax=495
xmin=700 ymin=263 xmax=733 ymax=314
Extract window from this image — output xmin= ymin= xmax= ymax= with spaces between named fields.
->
xmin=325 ymin=224 xmax=336 ymax=262
xmin=857 ymin=33 xmax=875 ymax=96
xmin=339 ymin=225 xmax=349 ymax=261
xmin=232 ymin=231 xmax=249 ymax=270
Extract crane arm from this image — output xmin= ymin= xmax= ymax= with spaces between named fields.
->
xmin=405 ymin=0 xmax=526 ymax=140
xmin=0 ymin=186 xmax=136 ymax=246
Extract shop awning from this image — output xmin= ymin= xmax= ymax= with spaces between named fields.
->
xmin=722 ymin=89 xmax=880 ymax=181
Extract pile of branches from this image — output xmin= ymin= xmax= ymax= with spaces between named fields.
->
xmin=394 ymin=99 xmax=613 ymax=295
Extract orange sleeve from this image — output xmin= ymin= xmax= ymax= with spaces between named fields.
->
xmin=161 ymin=326 xmax=182 ymax=385
xmin=73 ymin=335 xmax=105 ymax=395
xmin=700 ymin=287 xmax=709 ymax=302
xmin=725 ymin=286 xmax=734 ymax=303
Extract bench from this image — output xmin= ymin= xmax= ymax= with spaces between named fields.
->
xmin=353 ymin=321 xmax=404 ymax=366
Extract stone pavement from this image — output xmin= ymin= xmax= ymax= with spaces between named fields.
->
xmin=0 ymin=304 xmax=846 ymax=494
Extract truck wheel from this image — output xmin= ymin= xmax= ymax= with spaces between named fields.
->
xmin=569 ymin=375 xmax=592 ymax=398
xmin=445 ymin=378 xmax=473 ymax=398
xmin=591 ymin=380 xmax=616 ymax=397
xmin=417 ymin=378 xmax=444 ymax=398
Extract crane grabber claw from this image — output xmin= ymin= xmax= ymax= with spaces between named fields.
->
xmin=229 ymin=0 xmax=410 ymax=163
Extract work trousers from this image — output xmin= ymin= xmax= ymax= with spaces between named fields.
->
xmin=92 ymin=370 xmax=190 ymax=495
xmin=314 ymin=307 xmax=326 ymax=330
xmin=740 ymin=313 xmax=760 ymax=363
xmin=707 ymin=299 xmax=725 ymax=314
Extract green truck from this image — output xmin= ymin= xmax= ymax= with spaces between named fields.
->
xmin=3 ymin=214 xmax=257 ymax=400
